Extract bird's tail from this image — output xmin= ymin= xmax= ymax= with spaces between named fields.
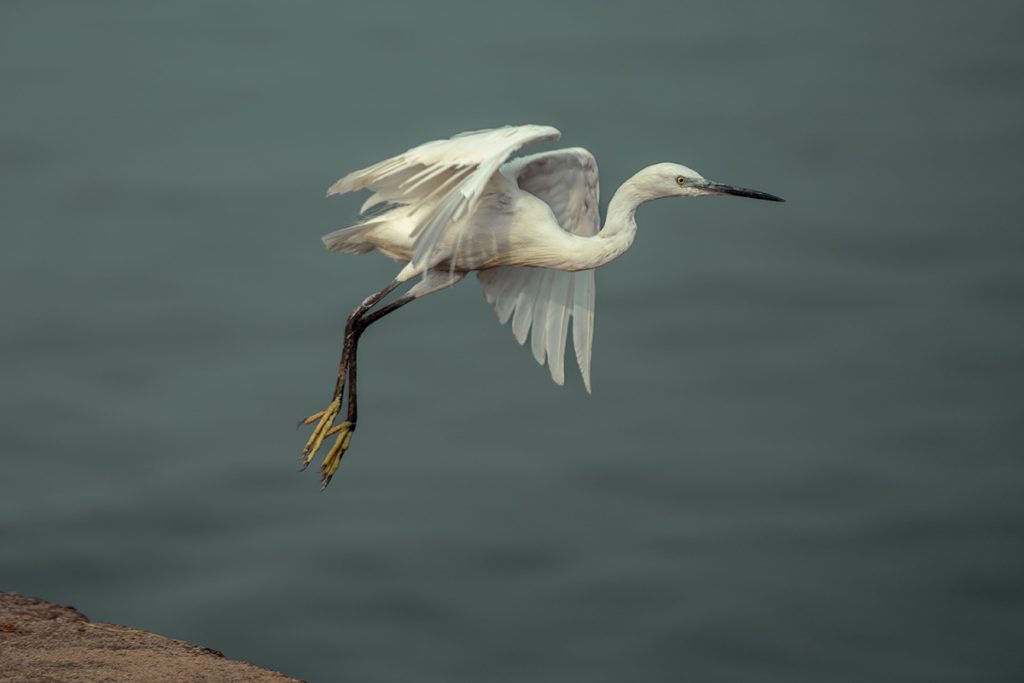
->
xmin=321 ymin=222 xmax=378 ymax=254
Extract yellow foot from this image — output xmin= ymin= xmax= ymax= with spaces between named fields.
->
xmin=320 ymin=421 xmax=355 ymax=490
xmin=299 ymin=397 xmax=341 ymax=471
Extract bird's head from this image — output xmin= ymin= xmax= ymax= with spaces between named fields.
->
xmin=638 ymin=162 xmax=784 ymax=202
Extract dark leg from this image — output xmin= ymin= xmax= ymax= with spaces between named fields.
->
xmin=334 ymin=280 xmax=400 ymax=397
xmin=344 ymin=294 xmax=415 ymax=424
xmin=299 ymin=280 xmax=399 ymax=475
xmin=307 ymin=295 xmax=414 ymax=489
xmin=299 ymin=270 xmax=464 ymax=490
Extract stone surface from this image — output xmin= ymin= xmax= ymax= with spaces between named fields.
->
xmin=0 ymin=592 xmax=302 ymax=683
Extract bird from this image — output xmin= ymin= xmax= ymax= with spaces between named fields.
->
xmin=299 ymin=124 xmax=783 ymax=488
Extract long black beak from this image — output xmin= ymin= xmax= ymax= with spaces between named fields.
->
xmin=698 ymin=179 xmax=785 ymax=202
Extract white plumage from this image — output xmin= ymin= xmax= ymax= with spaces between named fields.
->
xmin=301 ymin=124 xmax=783 ymax=487
xmin=324 ymin=125 xmax=605 ymax=390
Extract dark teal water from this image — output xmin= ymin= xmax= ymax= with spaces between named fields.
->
xmin=2 ymin=2 xmax=1023 ymax=681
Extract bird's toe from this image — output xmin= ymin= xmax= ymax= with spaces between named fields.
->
xmin=320 ymin=421 xmax=355 ymax=490
xmin=300 ymin=397 xmax=341 ymax=470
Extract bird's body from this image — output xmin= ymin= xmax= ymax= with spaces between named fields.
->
xmin=331 ymin=173 xmax=592 ymax=272
xmin=299 ymin=124 xmax=783 ymax=488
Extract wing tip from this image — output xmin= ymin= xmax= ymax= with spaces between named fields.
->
xmin=326 ymin=177 xmax=353 ymax=196
xmin=535 ymin=124 xmax=561 ymax=140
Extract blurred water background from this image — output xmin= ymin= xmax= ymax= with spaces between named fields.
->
xmin=2 ymin=2 xmax=1023 ymax=681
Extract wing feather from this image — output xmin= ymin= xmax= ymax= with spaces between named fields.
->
xmin=544 ymin=272 xmax=573 ymax=386
xmin=530 ymin=272 xmax=554 ymax=365
xmin=571 ymin=268 xmax=596 ymax=392
xmin=493 ymin=268 xmax=528 ymax=324
xmin=511 ymin=274 xmax=541 ymax=345
xmin=328 ymin=125 xmax=560 ymax=272
xmin=478 ymin=148 xmax=600 ymax=391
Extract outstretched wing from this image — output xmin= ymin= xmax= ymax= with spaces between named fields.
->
xmin=478 ymin=148 xmax=600 ymax=392
xmin=327 ymin=124 xmax=561 ymax=272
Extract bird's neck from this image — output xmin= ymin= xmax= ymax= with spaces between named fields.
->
xmin=574 ymin=173 xmax=653 ymax=270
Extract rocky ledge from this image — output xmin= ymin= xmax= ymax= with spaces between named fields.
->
xmin=0 ymin=592 xmax=302 ymax=683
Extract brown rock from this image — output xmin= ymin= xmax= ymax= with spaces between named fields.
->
xmin=0 ymin=592 xmax=303 ymax=683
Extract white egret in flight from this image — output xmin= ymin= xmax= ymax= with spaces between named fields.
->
xmin=300 ymin=125 xmax=783 ymax=488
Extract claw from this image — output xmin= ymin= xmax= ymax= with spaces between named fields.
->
xmin=320 ymin=421 xmax=355 ymax=490
xmin=300 ymin=397 xmax=341 ymax=470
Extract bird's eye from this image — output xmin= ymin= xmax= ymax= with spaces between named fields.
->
xmin=676 ymin=176 xmax=686 ymax=185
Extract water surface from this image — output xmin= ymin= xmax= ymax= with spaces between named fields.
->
xmin=2 ymin=2 xmax=1023 ymax=681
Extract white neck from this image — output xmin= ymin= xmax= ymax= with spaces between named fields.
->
xmin=570 ymin=170 xmax=659 ymax=270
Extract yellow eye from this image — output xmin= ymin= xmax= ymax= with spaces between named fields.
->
xmin=676 ymin=176 xmax=686 ymax=185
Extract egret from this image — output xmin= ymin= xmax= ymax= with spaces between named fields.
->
xmin=299 ymin=124 xmax=783 ymax=488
